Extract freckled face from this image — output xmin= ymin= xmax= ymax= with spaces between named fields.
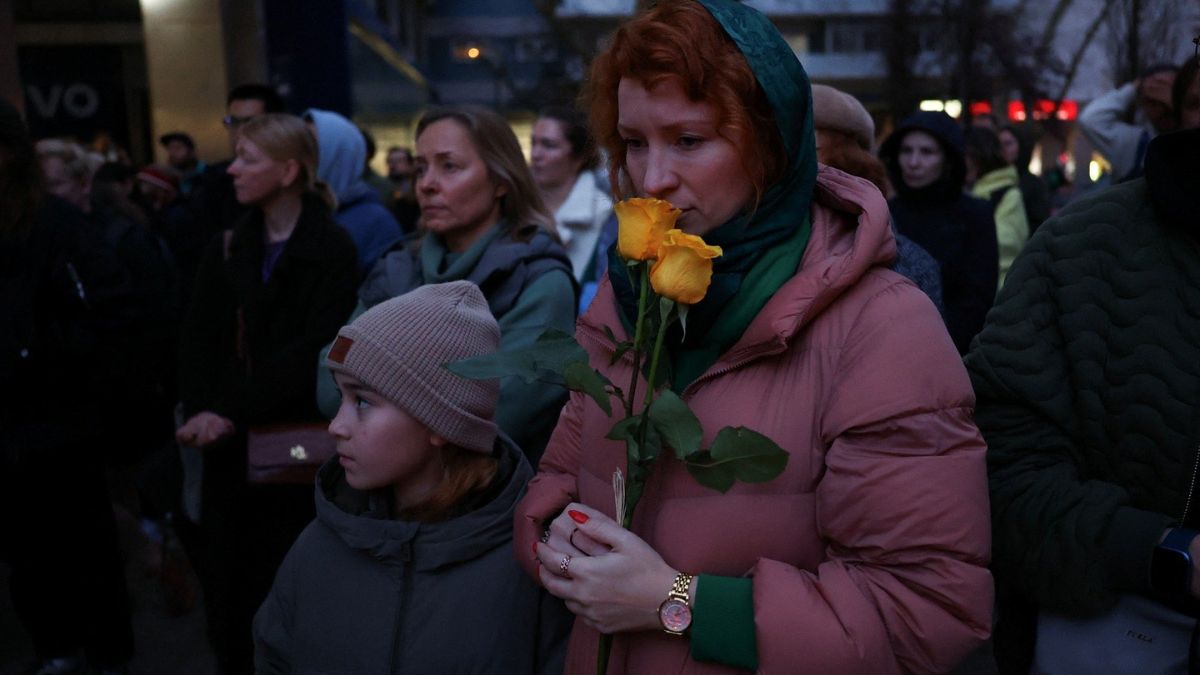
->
xmin=617 ymin=77 xmax=755 ymax=236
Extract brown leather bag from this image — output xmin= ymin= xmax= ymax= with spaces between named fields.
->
xmin=245 ymin=423 xmax=337 ymax=485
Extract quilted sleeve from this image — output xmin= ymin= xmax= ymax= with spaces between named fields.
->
xmin=755 ymin=280 xmax=993 ymax=674
xmin=965 ymin=224 xmax=1173 ymax=614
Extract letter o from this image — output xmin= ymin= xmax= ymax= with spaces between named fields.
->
xmin=63 ymin=84 xmax=100 ymax=118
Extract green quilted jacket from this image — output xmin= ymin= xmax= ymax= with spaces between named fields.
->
xmin=967 ymin=128 xmax=1200 ymax=621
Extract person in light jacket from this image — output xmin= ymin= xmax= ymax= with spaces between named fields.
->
xmin=530 ymin=105 xmax=614 ymax=285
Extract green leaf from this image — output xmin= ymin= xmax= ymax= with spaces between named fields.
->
xmin=684 ymin=451 xmax=736 ymax=493
xmin=563 ymin=361 xmax=613 ymax=416
xmin=446 ymin=329 xmax=586 ymax=384
xmin=622 ymin=479 xmax=647 ymax=528
xmin=609 ymin=342 xmax=634 ymax=366
xmin=605 ymin=415 xmax=640 ymax=443
xmin=684 ymin=426 xmax=789 ymax=493
xmin=677 ymin=305 xmax=689 ymax=341
xmin=647 ymin=390 xmax=703 ymax=459
xmin=606 ymin=415 xmax=661 ymax=467
xmin=602 ymin=325 xmax=635 ymax=365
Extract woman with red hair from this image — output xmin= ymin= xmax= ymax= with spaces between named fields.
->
xmin=519 ymin=0 xmax=993 ymax=672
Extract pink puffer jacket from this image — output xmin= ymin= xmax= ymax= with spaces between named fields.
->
xmin=516 ymin=166 xmax=993 ymax=674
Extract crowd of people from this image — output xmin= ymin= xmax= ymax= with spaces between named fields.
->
xmin=2 ymin=0 xmax=1200 ymax=673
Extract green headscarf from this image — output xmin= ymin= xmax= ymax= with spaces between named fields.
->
xmin=609 ymin=0 xmax=818 ymax=390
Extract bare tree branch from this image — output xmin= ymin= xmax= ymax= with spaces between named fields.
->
xmin=1056 ymin=0 xmax=1120 ymax=103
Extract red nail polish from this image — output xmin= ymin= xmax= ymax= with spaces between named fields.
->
xmin=532 ymin=541 xmax=538 ymax=554
xmin=569 ymin=510 xmax=589 ymax=524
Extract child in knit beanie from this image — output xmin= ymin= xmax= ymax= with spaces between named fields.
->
xmin=324 ymin=279 xmax=503 ymax=513
xmin=253 ymin=280 xmax=570 ymax=673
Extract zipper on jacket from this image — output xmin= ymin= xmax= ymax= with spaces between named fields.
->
xmin=388 ymin=542 xmax=413 ymax=674
xmin=577 ymin=322 xmax=790 ymax=402
xmin=1181 ymin=443 xmax=1200 ymax=527
xmin=680 ymin=342 xmax=790 ymax=400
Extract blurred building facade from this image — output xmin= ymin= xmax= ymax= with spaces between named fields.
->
xmin=2 ymin=0 xmax=1196 ymax=180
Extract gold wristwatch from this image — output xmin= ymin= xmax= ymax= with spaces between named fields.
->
xmin=657 ymin=572 xmax=695 ymax=636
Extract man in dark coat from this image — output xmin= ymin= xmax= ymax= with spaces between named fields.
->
xmin=967 ymin=126 xmax=1200 ymax=672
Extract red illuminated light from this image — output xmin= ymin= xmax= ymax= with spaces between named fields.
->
xmin=1007 ymin=99 xmax=1078 ymax=122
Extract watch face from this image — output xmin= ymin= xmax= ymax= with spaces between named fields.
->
xmin=659 ymin=598 xmax=692 ymax=633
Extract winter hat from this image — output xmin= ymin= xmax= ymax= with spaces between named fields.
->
xmin=326 ymin=281 xmax=501 ymax=454
xmin=136 ymin=164 xmax=180 ymax=199
xmin=811 ymin=84 xmax=876 ymax=151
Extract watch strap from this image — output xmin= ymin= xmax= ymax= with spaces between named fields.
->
xmin=1161 ymin=527 xmax=1199 ymax=553
xmin=669 ymin=572 xmax=694 ymax=603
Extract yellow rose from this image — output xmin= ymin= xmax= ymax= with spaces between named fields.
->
xmin=649 ymin=230 xmax=723 ymax=304
xmin=615 ymin=198 xmax=681 ymax=261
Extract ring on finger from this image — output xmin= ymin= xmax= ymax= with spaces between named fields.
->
xmin=559 ymin=554 xmax=572 ymax=577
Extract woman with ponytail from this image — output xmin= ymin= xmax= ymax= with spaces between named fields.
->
xmin=177 ymin=113 xmax=358 ymax=674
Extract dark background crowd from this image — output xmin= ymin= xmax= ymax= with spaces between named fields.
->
xmin=2 ymin=1 xmax=1200 ymax=674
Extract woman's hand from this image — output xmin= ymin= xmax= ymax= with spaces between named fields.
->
xmin=176 ymin=411 xmax=235 ymax=448
xmin=534 ymin=502 xmax=680 ymax=635
xmin=544 ymin=503 xmax=610 ymax=558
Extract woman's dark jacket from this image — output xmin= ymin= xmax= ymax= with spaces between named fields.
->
xmin=253 ymin=435 xmax=571 ymax=674
xmin=1 ymin=196 xmax=133 ymax=463
xmin=179 ymin=193 xmax=358 ymax=425
xmin=881 ymin=111 xmax=999 ymax=354
xmin=965 ymin=128 xmax=1200 ymax=671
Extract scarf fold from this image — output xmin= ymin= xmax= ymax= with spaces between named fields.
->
xmin=609 ymin=0 xmax=818 ymax=387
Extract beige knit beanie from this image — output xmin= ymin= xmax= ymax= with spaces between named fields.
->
xmin=811 ymin=83 xmax=876 ymax=151
xmin=325 ymin=281 xmax=501 ymax=454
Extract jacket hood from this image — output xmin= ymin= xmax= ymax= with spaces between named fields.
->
xmin=313 ymin=432 xmax=532 ymax=572
xmin=880 ymin=111 xmax=968 ymax=204
xmin=1144 ymin=128 xmax=1200 ymax=237
xmin=303 ymin=108 xmax=373 ymax=206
